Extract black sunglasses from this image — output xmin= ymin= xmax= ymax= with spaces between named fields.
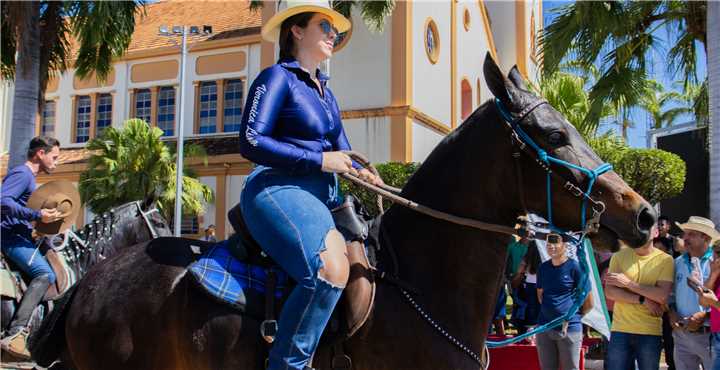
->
xmin=318 ymin=20 xmax=341 ymax=47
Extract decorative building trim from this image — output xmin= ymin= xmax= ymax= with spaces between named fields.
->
xmin=423 ymin=17 xmax=440 ymax=65
xmin=391 ymin=0 xmax=413 ymax=162
xmin=450 ymin=1 xmax=457 ymax=129
xmin=121 ymin=34 xmax=262 ymax=62
xmin=515 ymin=1 xmax=528 ymax=78
xmin=130 ymin=60 xmax=179 ymax=83
xmin=478 ymin=0 xmax=498 ymax=61
xmin=463 ymin=7 xmax=471 ymax=31
xmin=260 ymin=3 xmax=277 ymax=69
xmin=215 ymin=174 xmax=227 ymax=239
xmin=196 ymin=51 xmax=247 ymax=75
xmin=73 ymin=71 xmax=116 ymax=90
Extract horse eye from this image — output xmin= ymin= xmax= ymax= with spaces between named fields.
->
xmin=548 ymin=131 xmax=564 ymax=146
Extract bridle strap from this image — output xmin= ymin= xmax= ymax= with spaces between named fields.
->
xmin=136 ymin=201 xmax=161 ymax=239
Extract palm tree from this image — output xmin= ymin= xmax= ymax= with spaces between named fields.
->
xmin=1 ymin=1 xmax=144 ymax=168
xmin=539 ymin=1 xmax=707 ymax=127
xmin=249 ymin=1 xmax=395 ymax=33
xmin=528 ymin=70 xmax=615 ymax=138
xmin=638 ymin=81 xmax=690 ymax=129
xmin=79 ymin=119 xmax=213 ymax=221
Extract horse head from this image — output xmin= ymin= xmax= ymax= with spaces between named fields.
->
xmin=481 ymin=53 xmax=655 ymax=250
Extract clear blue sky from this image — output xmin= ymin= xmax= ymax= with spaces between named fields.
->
xmin=543 ymin=1 xmax=708 ymax=148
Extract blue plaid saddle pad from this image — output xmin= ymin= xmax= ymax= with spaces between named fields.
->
xmin=188 ymin=240 xmax=288 ymax=310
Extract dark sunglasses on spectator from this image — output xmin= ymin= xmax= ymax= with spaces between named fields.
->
xmin=546 ymin=233 xmax=563 ymax=244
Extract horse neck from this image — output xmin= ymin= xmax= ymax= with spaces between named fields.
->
xmin=379 ymin=106 xmax=521 ymax=344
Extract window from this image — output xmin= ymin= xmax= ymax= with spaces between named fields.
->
xmin=96 ymin=94 xmax=112 ymax=137
xmin=135 ymin=89 xmax=152 ymax=124
xmin=424 ymin=18 xmax=440 ymax=64
xmin=41 ymin=101 xmax=55 ymax=137
xmin=463 ymin=8 xmax=471 ymax=31
xmin=223 ymin=79 xmax=244 ymax=132
xmin=181 ymin=214 xmax=199 ymax=235
xmin=199 ymin=81 xmax=217 ymax=134
xmin=75 ymin=95 xmax=91 ymax=143
xmin=157 ymin=87 xmax=175 ymax=136
xmin=461 ymin=79 xmax=472 ymax=120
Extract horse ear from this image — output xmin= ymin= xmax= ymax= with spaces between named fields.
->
xmin=483 ymin=52 xmax=515 ymax=109
xmin=508 ymin=66 xmax=529 ymax=91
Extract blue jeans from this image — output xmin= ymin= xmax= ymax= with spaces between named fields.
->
xmin=607 ymin=331 xmax=662 ymax=370
xmin=240 ymin=166 xmax=344 ymax=370
xmin=1 ymin=233 xmax=56 ymax=284
xmin=711 ymin=332 xmax=720 ymax=370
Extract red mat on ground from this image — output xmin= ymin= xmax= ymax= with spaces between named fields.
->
xmin=487 ymin=335 xmax=588 ymax=370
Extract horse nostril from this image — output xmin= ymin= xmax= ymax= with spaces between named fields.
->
xmin=636 ymin=206 xmax=657 ymax=232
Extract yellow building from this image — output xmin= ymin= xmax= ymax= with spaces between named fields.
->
xmin=0 ymin=0 xmax=542 ymax=239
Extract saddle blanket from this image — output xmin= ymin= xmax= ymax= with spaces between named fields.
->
xmin=188 ymin=240 xmax=288 ymax=310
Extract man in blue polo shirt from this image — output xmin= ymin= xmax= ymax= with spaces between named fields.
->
xmin=668 ymin=216 xmax=720 ymax=370
xmin=1 ymin=136 xmax=61 ymax=359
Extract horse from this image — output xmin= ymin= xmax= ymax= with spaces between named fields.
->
xmin=0 ymin=200 xmax=171 ymax=366
xmin=33 ymin=55 xmax=656 ymax=370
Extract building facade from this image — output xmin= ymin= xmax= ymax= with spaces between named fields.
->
xmin=0 ymin=0 xmax=542 ymax=239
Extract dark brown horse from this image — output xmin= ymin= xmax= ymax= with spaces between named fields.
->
xmin=35 ymin=55 xmax=655 ymax=370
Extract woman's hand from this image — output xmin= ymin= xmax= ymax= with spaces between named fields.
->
xmin=321 ymin=151 xmax=354 ymax=174
xmin=357 ymin=168 xmax=385 ymax=186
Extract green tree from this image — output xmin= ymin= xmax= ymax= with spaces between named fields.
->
xmin=2 ymin=1 xmax=145 ymax=168
xmin=529 ymin=70 xmax=616 ymax=138
xmin=339 ymin=162 xmax=419 ymax=216
xmin=540 ymin=1 xmax=707 ymax=127
xmin=613 ymin=148 xmax=686 ymax=204
xmin=79 ymin=119 xmax=213 ymax=220
xmin=639 ymin=81 xmax=692 ymax=129
xmin=250 ymin=1 xmax=395 ymax=33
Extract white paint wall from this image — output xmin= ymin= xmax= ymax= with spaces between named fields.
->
xmin=413 ymin=1 xmax=452 ymax=126
xmin=198 ymin=176 xmax=217 ymax=228
xmin=226 ymin=175 xmax=246 ymax=236
xmin=456 ymin=0 xmax=495 ymax=120
xmin=412 ymin=121 xmax=443 ymax=162
xmin=0 ymin=80 xmax=14 ymax=153
xmin=342 ymin=116 xmax=391 ymax=164
xmin=331 ymin=12 xmax=392 ymax=110
xmin=484 ymin=1 xmax=517 ymax=73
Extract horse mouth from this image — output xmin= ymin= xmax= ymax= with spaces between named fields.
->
xmin=587 ymin=225 xmax=621 ymax=253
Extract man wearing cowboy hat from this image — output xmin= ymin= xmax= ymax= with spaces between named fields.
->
xmin=667 ymin=216 xmax=720 ymax=370
xmin=1 ymin=136 xmax=63 ymax=359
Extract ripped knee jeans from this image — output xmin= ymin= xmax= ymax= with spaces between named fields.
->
xmin=240 ymin=166 xmax=345 ymax=370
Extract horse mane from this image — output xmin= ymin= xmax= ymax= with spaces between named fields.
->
xmin=63 ymin=201 xmax=148 ymax=276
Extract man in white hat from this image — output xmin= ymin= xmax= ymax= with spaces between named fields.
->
xmin=667 ymin=216 xmax=720 ymax=370
xmin=1 ymin=136 xmax=62 ymax=359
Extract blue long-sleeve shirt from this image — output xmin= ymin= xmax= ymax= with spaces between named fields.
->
xmin=1 ymin=165 xmax=41 ymax=240
xmin=239 ymin=58 xmax=358 ymax=174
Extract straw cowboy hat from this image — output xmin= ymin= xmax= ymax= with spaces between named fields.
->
xmin=28 ymin=180 xmax=81 ymax=235
xmin=676 ymin=216 xmax=720 ymax=243
xmin=261 ymin=0 xmax=352 ymax=43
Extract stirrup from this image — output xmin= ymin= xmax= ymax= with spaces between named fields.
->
xmin=260 ymin=320 xmax=278 ymax=343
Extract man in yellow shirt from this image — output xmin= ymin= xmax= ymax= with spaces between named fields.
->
xmin=604 ymin=226 xmax=674 ymax=370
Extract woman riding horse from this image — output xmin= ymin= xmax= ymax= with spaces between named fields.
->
xmin=238 ymin=1 xmax=382 ymax=369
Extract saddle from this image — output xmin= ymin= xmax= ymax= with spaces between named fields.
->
xmin=0 ymin=236 xmax=73 ymax=303
xmin=189 ymin=195 xmax=377 ymax=342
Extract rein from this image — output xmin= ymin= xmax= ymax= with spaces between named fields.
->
xmin=339 ymin=99 xmax=614 ymax=368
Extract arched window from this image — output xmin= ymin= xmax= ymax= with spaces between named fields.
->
xmin=461 ymin=79 xmax=472 ymax=120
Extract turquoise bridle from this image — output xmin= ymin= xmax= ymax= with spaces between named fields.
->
xmin=486 ymin=98 xmax=613 ymax=348
xmin=494 ymin=98 xmax=612 ymax=237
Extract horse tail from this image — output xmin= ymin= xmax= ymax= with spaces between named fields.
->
xmin=28 ymin=284 xmax=78 ymax=367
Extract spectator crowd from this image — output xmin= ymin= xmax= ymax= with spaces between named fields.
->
xmin=492 ymin=214 xmax=720 ymax=370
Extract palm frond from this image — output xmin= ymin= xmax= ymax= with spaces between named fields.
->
xmin=357 ymin=1 xmax=394 ymax=32
xmin=71 ymin=1 xmax=145 ymax=80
